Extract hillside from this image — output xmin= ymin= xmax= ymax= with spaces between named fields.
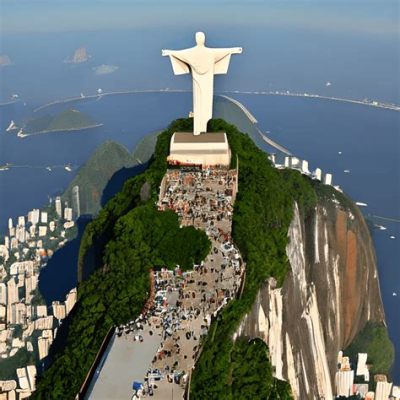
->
xmin=62 ymin=132 xmax=161 ymax=216
xmin=33 ymin=118 xmax=392 ymax=399
xmin=24 ymin=109 xmax=98 ymax=134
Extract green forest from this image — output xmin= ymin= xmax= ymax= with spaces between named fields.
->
xmin=33 ymin=117 xmax=383 ymax=399
xmin=33 ymin=120 xmax=209 ymax=399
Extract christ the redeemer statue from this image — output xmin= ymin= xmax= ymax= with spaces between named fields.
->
xmin=162 ymin=32 xmax=242 ymax=135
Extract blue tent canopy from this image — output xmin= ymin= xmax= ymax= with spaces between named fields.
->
xmin=132 ymin=381 xmax=142 ymax=391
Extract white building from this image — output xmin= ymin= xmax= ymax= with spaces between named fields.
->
xmin=37 ymin=330 xmax=53 ymax=360
xmin=291 ymin=156 xmax=300 ymax=168
xmin=12 ymin=303 xmax=27 ymax=325
xmin=10 ymin=261 xmax=35 ymax=276
xmin=0 ymin=245 xmax=9 ymax=263
xmin=314 ymin=168 xmax=322 ymax=181
xmin=324 ymin=173 xmax=333 ymax=186
xmin=375 ymin=381 xmax=392 ymax=400
xmin=17 ymin=216 xmax=25 ymax=227
xmin=29 ymin=225 xmax=36 ymax=238
xmin=168 ymin=132 xmax=231 ymax=167
xmin=268 ymin=154 xmax=276 ymax=165
xmin=392 ymin=386 xmax=400 ymax=400
xmin=335 ymin=370 xmax=354 ymax=397
xmin=15 ymin=226 xmax=25 ymax=244
xmin=35 ymin=305 xmax=47 ymax=318
xmin=7 ymin=278 xmax=18 ymax=306
xmin=301 ymin=160 xmax=309 ymax=174
xmin=40 ymin=212 xmax=48 ymax=224
xmin=65 ymin=288 xmax=77 ymax=314
xmin=10 ymin=237 xmax=18 ymax=250
xmin=49 ymin=221 xmax=56 ymax=232
xmin=284 ymin=156 xmax=290 ymax=168
xmin=55 ymin=197 xmax=62 ymax=218
xmin=64 ymin=207 xmax=73 ymax=222
xmin=8 ymin=219 xmax=15 ymax=238
xmin=0 ymin=284 xmax=7 ymax=305
xmin=356 ymin=353 xmax=369 ymax=381
xmin=52 ymin=302 xmax=66 ymax=321
xmin=27 ymin=209 xmax=40 ymax=225
xmin=38 ymin=226 xmax=47 ymax=237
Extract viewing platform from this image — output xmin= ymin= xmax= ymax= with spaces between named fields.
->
xmin=168 ymin=132 xmax=231 ymax=167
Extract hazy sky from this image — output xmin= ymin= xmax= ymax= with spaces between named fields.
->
xmin=1 ymin=0 xmax=399 ymax=104
xmin=1 ymin=0 xmax=399 ymax=36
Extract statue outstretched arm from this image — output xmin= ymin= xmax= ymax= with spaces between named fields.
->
xmin=162 ymin=49 xmax=191 ymax=75
xmin=213 ymin=47 xmax=242 ymax=63
xmin=162 ymin=49 xmax=192 ymax=64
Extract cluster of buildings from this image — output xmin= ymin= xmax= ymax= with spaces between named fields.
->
xmin=269 ymin=153 xmax=339 ymax=190
xmin=0 ymin=194 xmax=80 ymax=399
xmin=335 ymin=351 xmax=399 ymax=400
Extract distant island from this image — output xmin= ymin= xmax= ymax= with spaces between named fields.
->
xmin=0 ymin=54 xmax=12 ymax=67
xmin=21 ymin=109 xmax=102 ymax=136
xmin=64 ymin=47 xmax=91 ymax=64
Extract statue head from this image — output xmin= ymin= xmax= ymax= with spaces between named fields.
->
xmin=195 ymin=32 xmax=206 ymax=46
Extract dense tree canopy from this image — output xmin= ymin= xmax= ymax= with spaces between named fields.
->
xmin=33 ymin=120 xmax=210 ymax=398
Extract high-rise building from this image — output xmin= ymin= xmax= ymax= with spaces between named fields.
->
xmin=0 ymin=283 xmax=7 ymax=304
xmin=41 ymin=212 xmax=48 ymax=224
xmin=18 ymin=216 xmax=25 ymax=227
xmin=301 ymin=160 xmax=309 ymax=174
xmin=72 ymin=186 xmax=81 ymax=218
xmin=7 ymin=278 xmax=19 ymax=324
xmin=64 ymin=207 xmax=73 ymax=222
xmin=55 ymin=197 xmax=62 ymax=218
xmin=314 ymin=168 xmax=322 ymax=181
xmin=28 ymin=209 xmax=40 ymax=225
xmin=324 ymin=173 xmax=333 ymax=186
xmin=16 ymin=226 xmax=25 ymax=243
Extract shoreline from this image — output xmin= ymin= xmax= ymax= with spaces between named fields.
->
xmin=32 ymin=89 xmax=400 ymax=114
xmin=21 ymin=123 xmax=104 ymax=137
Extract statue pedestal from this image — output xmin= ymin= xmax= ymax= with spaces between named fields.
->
xmin=168 ymin=132 xmax=231 ymax=167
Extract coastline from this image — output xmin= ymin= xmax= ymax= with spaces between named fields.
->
xmin=21 ymin=123 xmax=104 ymax=137
xmin=32 ymin=89 xmax=400 ymax=114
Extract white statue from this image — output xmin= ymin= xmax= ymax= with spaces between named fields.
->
xmin=162 ymin=32 xmax=242 ymax=135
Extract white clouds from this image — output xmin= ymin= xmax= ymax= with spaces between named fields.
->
xmin=92 ymin=64 xmax=119 ymax=75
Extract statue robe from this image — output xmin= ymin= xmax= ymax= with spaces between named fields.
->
xmin=167 ymin=47 xmax=234 ymax=135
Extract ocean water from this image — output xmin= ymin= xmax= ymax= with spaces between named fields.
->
xmin=0 ymin=92 xmax=192 ymax=232
xmin=0 ymin=92 xmax=399 ymax=381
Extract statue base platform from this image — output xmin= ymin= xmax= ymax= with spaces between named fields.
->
xmin=168 ymin=132 xmax=231 ymax=167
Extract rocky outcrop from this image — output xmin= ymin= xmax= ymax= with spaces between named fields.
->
xmin=65 ymin=47 xmax=90 ymax=64
xmin=236 ymin=199 xmax=385 ymax=399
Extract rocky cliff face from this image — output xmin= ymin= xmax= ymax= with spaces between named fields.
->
xmin=235 ymin=199 xmax=385 ymax=399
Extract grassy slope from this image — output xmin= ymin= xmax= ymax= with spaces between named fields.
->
xmin=25 ymin=109 xmax=96 ymax=133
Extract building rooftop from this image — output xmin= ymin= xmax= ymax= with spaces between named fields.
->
xmin=173 ymin=132 xmax=226 ymax=143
